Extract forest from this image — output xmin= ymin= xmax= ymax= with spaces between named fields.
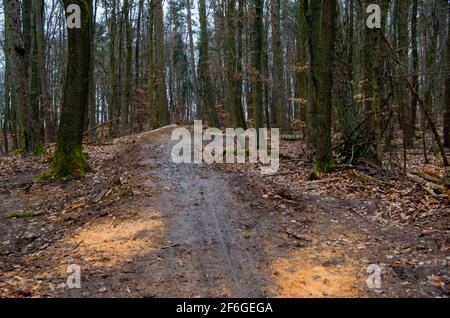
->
xmin=0 ymin=0 xmax=449 ymax=299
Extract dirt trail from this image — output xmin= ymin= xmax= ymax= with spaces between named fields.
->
xmin=1 ymin=127 xmax=448 ymax=298
xmin=72 ymin=129 xmax=446 ymax=298
xmin=38 ymin=130 xmax=274 ymax=298
xmin=138 ymin=141 xmax=271 ymax=297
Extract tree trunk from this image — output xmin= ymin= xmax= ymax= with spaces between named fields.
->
xmin=121 ymin=0 xmax=133 ymax=134
xmin=306 ymin=0 xmax=337 ymax=172
xmin=224 ymin=0 xmax=245 ymax=128
xmin=333 ymin=12 xmax=358 ymax=145
xmin=444 ymin=0 xmax=450 ymax=148
xmin=263 ymin=14 xmax=271 ymax=128
xmin=148 ymin=0 xmax=155 ymax=127
xmin=252 ymin=0 xmax=264 ymax=142
xmin=295 ymin=0 xmax=307 ymax=123
xmin=33 ymin=0 xmax=55 ymax=143
xmin=42 ymin=0 xmax=93 ymax=179
xmin=186 ymin=0 xmax=202 ymax=121
xmin=424 ymin=2 xmax=438 ymax=122
xmin=270 ymin=0 xmax=288 ymax=133
xmin=2 ymin=60 xmax=10 ymax=156
xmin=235 ymin=0 xmax=246 ymax=128
xmin=134 ymin=0 xmax=144 ymax=132
xmin=4 ymin=0 xmax=40 ymax=156
xmin=109 ymin=0 xmax=119 ymax=136
xmin=154 ymin=0 xmax=169 ymax=127
xmin=199 ymin=0 xmax=220 ymax=127
xmin=394 ymin=0 xmax=413 ymax=148
xmin=410 ymin=0 xmax=419 ymax=144
xmin=30 ymin=6 xmax=43 ymax=145
xmin=363 ymin=0 xmax=390 ymax=166
xmin=88 ymin=0 xmax=98 ymax=141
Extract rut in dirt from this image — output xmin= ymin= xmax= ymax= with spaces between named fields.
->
xmin=137 ymin=141 xmax=273 ymax=297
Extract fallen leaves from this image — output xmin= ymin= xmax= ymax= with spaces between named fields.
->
xmin=0 ymin=139 xmax=152 ymax=297
xmin=221 ymin=137 xmax=449 ymax=228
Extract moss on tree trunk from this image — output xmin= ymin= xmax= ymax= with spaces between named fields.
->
xmin=42 ymin=148 xmax=92 ymax=180
xmin=40 ymin=0 xmax=92 ymax=180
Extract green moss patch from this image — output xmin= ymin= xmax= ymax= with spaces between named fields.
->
xmin=33 ymin=143 xmax=47 ymax=156
xmin=4 ymin=210 xmax=35 ymax=220
xmin=37 ymin=148 xmax=93 ymax=181
xmin=314 ymin=159 xmax=336 ymax=174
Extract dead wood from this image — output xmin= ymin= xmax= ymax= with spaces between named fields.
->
xmin=348 ymin=169 xmax=385 ymax=186
xmin=406 ymin=173 xmax=448 ymax=199
xmin=284 ymin=228 xmax=312 ymax=242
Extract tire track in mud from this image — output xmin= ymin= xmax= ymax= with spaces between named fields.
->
xmin=52 ymin=129 xmax=448 ymax=298
xmin=144 ymin=141 xmax=271 ymax=297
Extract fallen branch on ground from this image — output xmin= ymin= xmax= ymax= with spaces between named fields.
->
xmin=406 ymin=173 xmax=448 ymax=199
xmin=161 ymin=243 xmax=180 ymax=249
xmin=347 ymin=169 xmax=385 ymax=186
xmin=412 ymin=171 xmax=443 ymax=185
xmin=284 ymin=228 xmax=312 ymax=242
xmin=83 ymin=119 xmax=119 ymax=137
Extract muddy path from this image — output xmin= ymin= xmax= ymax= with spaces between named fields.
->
xmin=1 ymin=128 xmax=448 ymax=298
xmin=36 ymin=131 xmax=276 ymax=298
xmin=68 ymin=130 xmax=448 ymax=298
xmin=136 ymin=142 xmax=273 ymax=297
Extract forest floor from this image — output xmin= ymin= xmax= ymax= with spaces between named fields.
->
xmin=0 ymin=126 xmax=449 ymax=298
